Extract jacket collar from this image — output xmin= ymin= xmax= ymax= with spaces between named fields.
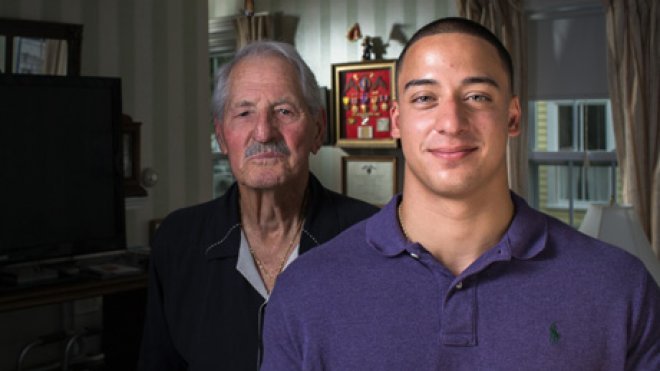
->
xmin=204 ymin=173 xmax=329 ymax=260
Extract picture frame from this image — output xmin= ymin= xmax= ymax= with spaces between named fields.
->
xmin=332 ymin=60 xmax=398 ymax=148
xmin=342 ymin=156 xmax=398 ymax=207
xmin=122 ymin=114 xmax=147 ymax=197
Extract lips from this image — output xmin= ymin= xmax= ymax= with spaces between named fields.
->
xmin=248 ymin=151 xmax=284 ymax=160
xmin=427 ymin=146 xmax=478 ymax=159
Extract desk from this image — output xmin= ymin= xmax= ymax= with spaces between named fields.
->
xmin=0 ymin=273 xmax=147 ymax=313
xmin=0 ymin=273 xmax=148 ymax=370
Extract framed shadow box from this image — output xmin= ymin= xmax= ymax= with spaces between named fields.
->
xmin=332 ymin=60 xmax=398 ymax=148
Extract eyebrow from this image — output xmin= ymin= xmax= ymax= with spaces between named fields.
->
xmin=231 ymin=98 xmax=295 ymax=108
xmin=402 ymin=76 xmax=501 ymax=91
xmin=403 ymin=78 xmax=437 ymax=91
xmin=273 ymin=98 xmax=294 ymax=106
xmin=231 ymin=100 xmax=255 ymax=108
xmin=463 ymin=76 xmax=500 ymax=89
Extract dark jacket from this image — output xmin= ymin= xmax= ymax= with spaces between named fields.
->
xmin=138 ymin=174 xmax=378 ymax=370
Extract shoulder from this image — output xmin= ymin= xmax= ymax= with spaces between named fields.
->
xmin=322 ymin=189 xmax=378 ymax=220
xmin=303 ymin=174 xmax=379 ymax=243
xmin=277 ymin=216 xmax=373 ymax=295
xmin=150 ymin=195 xmax=233 ymax=266
xmin=542 ymin=214 xmax=654 ymax=290
xmin=155 ymin=198 xmax=222 ymax=243
xmin=512 ymin=194 xmax=650 ymax=282
xmin=310 ymin=175 xmax=378 ymax=220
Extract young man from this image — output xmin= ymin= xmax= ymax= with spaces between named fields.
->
xmin=138 ymin=41 xmax=377 ymax=370
xmin=261 ymin=18 xmax=660 ymax=370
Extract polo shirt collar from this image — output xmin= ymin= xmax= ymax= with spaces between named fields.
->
xmin=505 ymin=192 xmax=547 ymax=260
xmin=366 ymin=192 xmax=548 ymax=261
xmin=366 ymin=195 xmax=409 ymax=257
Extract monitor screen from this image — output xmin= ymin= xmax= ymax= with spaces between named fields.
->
xmin=0 ymin=74 xmax=125 ymax=265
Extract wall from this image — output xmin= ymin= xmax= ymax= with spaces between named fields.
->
xmin=0 ymin=1 xmax=209 ymax=369
xmin=209 ymin=0 xmax=457 ymax=191
xmin=0 ymin=0 xmax=212 ymax=249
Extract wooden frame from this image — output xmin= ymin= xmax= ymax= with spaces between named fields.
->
xmin=332 ymin=60 xmax=397 ymax=148
xmin=342 ymin=156 xmax=397 ymax=207
xmin=0 ymin=17 xmax=82 ymax=75
xmin=122 ymin=114 xmax=147 ymax=197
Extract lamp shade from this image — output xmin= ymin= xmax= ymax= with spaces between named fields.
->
xmin=579 ymin=204 xmax=660 ymax=285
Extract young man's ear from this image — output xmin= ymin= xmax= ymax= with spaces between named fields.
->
xmin=311 ymin=109 xmax=326 ymax=154
xmin=214 ymin=118 xmax=227 ymax=154
xmin=390 ymin=101 xmax=401 ymax=139
xmin=507 ymin=96 xmax=521 ymax=137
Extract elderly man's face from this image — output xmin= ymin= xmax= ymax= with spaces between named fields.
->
xmin=215 ymin=55 xmax=323 ymax=191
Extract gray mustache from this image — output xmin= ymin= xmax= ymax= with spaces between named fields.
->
xmin=244 ymin=141 xmax=290 ymax=158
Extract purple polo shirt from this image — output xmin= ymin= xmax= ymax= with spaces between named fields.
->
xmin=262 ymin=193 xmax=660 ymax=370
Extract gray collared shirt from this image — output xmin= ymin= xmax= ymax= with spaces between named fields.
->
xmin=236 ymin=229 xmax=299 ymax=299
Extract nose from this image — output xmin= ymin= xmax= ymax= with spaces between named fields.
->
xmin=434 ymin=96 xmax=466 ymax=135
xmin=252 ymin=111 xmax=276 ymax=142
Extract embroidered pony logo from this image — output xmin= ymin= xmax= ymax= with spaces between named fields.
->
xmin=549 ymin=322 xmax=561 ymax=345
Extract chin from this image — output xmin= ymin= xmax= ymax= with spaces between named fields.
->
xmin=426 ymin=175 xmax=480 ymax=198
xmin=241 ymin=177 xmax=285 ymax=190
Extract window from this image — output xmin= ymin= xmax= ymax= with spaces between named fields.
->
xmin=526 ymin=3 xmax=618 ymax=227
xmin=528 ymin=99 xmax=620 ymax=227
xmin=209 ymin=16 xmax=236 ymax=198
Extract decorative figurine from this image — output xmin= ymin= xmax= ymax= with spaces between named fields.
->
xmin=362 ymin=36 xmax=373 ymax=60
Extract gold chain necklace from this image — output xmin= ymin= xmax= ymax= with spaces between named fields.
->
xmin=242 ymin=189 xmax=308 ymax=286
xmin=247 ymin=218 xmax=305 ymax=281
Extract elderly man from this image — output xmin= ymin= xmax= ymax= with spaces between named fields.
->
xmin=261 ymin=17 xmax=660 ymax=370
xmin=138 ymin=41 xmax=377 ymax=370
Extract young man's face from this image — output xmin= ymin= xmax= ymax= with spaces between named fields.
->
xmin=391 ymin=33 xmax=520 ymax=200
xmin=215 ymin=55 xmax=324 ymax=191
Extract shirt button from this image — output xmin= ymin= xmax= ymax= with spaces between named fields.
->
xmin=409 ymin=252 xmax=419 ymax=259
xmin=455 ymin=281 xmax=463 ymax=290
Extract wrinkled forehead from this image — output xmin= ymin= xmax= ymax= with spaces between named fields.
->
xmin=226 ymin=55 xmax=305 ymax=105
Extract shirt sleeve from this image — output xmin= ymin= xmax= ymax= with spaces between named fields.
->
xmin=137 ymin=233 xmax=187 ymax=371
xmin=625 ymin=272 xmax=660 ymax=370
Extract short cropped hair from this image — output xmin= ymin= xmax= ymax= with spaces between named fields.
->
xmin=212 ymin=41 xmax=322 ymax=123
xmin=396 ymin=17 xmax=514 ymax=93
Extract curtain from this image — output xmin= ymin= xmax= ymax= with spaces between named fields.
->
xmin=235 ymin=14 xmax=273 ymax=49
xmin=44 ymin=39 xmax=68 ymax=75
xmin=604 ymin=0 xmax=660 ymax=258
xmin=457 ymin=0 xmax=528 ymax=199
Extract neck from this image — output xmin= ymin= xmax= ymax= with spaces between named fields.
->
xmin=399 ymin=183 xmax=514 ymax=276
xmin=238 ymin=176 xmax=309 ymax=236
xmin=239 ymin=176 xmax=309 ymax=293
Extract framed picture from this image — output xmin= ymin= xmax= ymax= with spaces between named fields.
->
xmin=122 ymin=114 xmax=147 ymax=197
xmin=342 ymin=156 xmax=397 ymax=207
xmin=332 ymin=60 xmax=398 ymax=148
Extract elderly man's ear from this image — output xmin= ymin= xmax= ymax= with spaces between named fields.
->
xmin=214 ymin=118 xmax=227 ymax=155
xmin=311 ymin=111 xmax=326 ymax=155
